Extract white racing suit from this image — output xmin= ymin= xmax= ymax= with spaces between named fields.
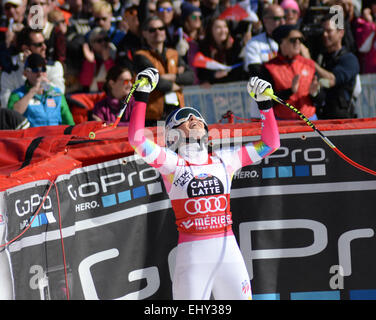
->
xmin=129 ymin=96 xmax=280 ymax=299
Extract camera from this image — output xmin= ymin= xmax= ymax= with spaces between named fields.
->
xmin=300 ymin=6 xmax=330 ymax=60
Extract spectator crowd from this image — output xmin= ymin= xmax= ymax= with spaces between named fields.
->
xmin=0 ymin=0 xmax=372 ymax=128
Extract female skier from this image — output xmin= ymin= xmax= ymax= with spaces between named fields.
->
xmin=128 ymin=68 xmax=280 ymax=300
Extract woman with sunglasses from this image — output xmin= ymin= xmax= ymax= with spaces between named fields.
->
xmin=155 ymin=0 xmax=179 ymax=47
xmin=133 ymin=16 xmax=195 ymax=125
xmin=92 ymin=65 xmax=135 ymax=126
xmin=128 ymin=67 xmax=280 ymax=300
xmin=259 ymin=24 xmax=319 ymax=120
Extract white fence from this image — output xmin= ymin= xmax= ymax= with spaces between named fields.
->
xmin=183 ymin=75 xmax=376 ymax=124
xmin=355 ymin=74 xmax=376 ymax=118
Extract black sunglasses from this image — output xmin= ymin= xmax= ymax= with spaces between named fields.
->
xmin=268 ymin=15 xmax=286 ymax=21
xmin=26 ymin=66 xmax=47 ymax=73
xmin=288 ymin=37 xmax=304 ymax=44
xmin=147 ymin=26 xmax=165 ymax=33
xmin=30 ymin=41 xmax=45 ymax=48
xmin=94 ymin=37 xmax=110 ymax=43
xmin=95 ymin=16 xmax=109 ymax=22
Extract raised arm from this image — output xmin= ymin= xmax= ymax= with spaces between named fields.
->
xmin=128 ymin=68 xmax=179 ymax=190
xmin=248 ymin=77 xmax=280 ymax=154
xmin=215 ymin=77 xmax=280 ymax=172
xmin=129 ymin=68 xmax=165 ymax=161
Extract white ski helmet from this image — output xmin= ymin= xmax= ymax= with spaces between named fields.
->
xmin=165 ymin=107 xmax=208 ymax=149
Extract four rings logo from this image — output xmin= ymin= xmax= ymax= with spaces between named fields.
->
xmin=184 ymin=196 xmax=228 ymax=215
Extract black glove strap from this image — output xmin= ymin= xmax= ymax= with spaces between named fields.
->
xmin=258 ymin=100 xmax=273 ymax=110
xmin=134 ymin=91 xmax=149 ymax=103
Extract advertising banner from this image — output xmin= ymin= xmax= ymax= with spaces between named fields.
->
xmin=1 ymin=128 xmax=376 ymax=300
xmin=231 ymin=130 xmax=376 ymax=300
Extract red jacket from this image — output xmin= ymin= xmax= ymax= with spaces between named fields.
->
xmin=264 ymin=54 xmax=316 ymax=120
xmin=79 ymin=58 xmax=115 ymax=92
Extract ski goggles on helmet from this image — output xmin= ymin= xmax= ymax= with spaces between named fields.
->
xmin=165 ymin=107 xmax=207 ymax=131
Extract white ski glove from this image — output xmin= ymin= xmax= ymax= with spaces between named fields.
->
xmin=135 ymin=67 xmax=159 ymax=93
xmin=247 ymin=76 xmax=272 ymax=102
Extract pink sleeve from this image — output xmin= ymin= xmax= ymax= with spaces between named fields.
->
xmin=237 ymin=107 xmax=280 ymax=167
xmin=128 ymin=99 xmax=179 ymax=192
xmin=128 ymin=100 xmax=168 ymax=168
xmin=128 ymin=99 xmax=147 ymax=148
xmin=214 ymin=108 xmax=280 ymax=174
xmin=260 ymin=108 xmax=280 ymax=152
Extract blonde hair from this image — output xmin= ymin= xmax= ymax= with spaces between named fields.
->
xmin=48 ymin=9 xmax=65 ymax=23
xmin=92 ymin=1 xmax=113 ymax=15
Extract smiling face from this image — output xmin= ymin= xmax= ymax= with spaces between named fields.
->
xmin=142 ymin=18 xmax=166 ymax=49
xmin=156 ymin=0 xmax=174 ymax=25
xmin=177 ymin=115 xmax=207 ymax=140
xmin=279 ymin=29 xmax=304 ymax=58
xmin=211 ymin=19 xmax=229 ymax=45
xmin=27 ymin=32 xmax=47 ymax=58
xmin=284 ymin=8 xmax=299 ymax=25
xmin=263 ymin=5 xmax=286 ymax=35
xmin=109 ymin=70 xmax=133 ymax=99
xmin=322 ymin=19 xmax=344 ymax=53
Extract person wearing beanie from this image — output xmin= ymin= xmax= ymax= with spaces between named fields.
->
xmin=271 ymin=23 xmax=300 ymax=44
xmin=181 ymin=1 xmax=201 ymax=22
xmin=258 ymin=24 xmax=319 ymax=120
xmin=280 ymin=0 xmax=301 ymax=25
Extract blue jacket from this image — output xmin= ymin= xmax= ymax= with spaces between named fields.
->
xmin=8 ymin=84 xmax=74 ymax=127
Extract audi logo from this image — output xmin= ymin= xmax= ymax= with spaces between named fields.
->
xmin=184 ymin=196 xmax=228 ymax=215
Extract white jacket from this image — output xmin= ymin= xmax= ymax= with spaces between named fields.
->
xmin=243 ymin=32 xmax=278 ymax=72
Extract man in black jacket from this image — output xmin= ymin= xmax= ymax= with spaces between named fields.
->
xmin=314 ymin=14 xmax=360 ymax=119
